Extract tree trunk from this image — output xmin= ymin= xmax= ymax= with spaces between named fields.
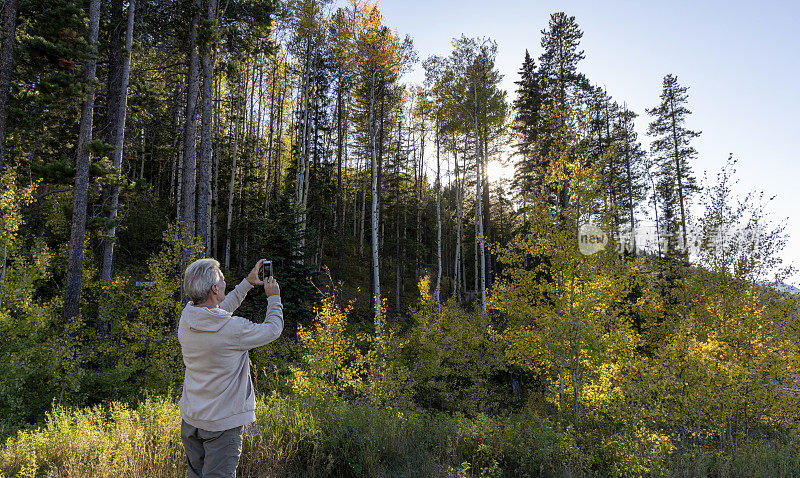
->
xmin=474 ymin=116 xmax=486 ymax=312
xmin=180 ymin=0 xmax=202 ymax=244
xmin=623 ymin=113 xmax=637 ymax=256
xmin=0 ymin=0 xmax=18 ymax=173
xmin=359 ymin=153 xmax=367 ymax=256
xmin=336 ymin=83 xmax=344 ymax=280
xmin=197 ymin=0 xmax=218 ymax=253
xmin=224 ymin=81 xmax=244 ymax=270
xmin=482 ymin=128 xmax=491 ymax=287
xmin=369 ymin=73 xmax=381 ymax=328
xmin=97 ymin=0 xmax=135 ymax=339
xmin=474 ymin=194 xmax=479 ymax=297
xmin=170 ymin=83 xmax=183 ymax=207
xmin=273 ymin=64 xmax=286 ymax=204
xmin=297 ymin=41 xmax=311 ymax=258
xmin=453 ymin=146 xmax=462 ymax=303
xmin=670 ymin=94 xmax=688 ymax=254
xmin=416 ymin=121 xmax=423 ymax=285
xmin=212 ymin=73 xmax=221 ymax=257
xmin=376 ymin=95 xmax=384 ymax=250
xmin=435 ymin=123 xmax=441 ymax=307
xmin=395 ymin=119 xmax=402 ymax=316
xmin=264 ymin=61 xmax=276 ymax=217
xmin=63 ymin=0 xmax=102 ymax=326
xmin=138 ymin=128 xmax=145 ymax=179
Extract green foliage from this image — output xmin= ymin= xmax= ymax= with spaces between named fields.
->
xmin=0 ymin=169 xmax=37 ymax=244
xmin=110 ymin=224 xmax=204 ymax=393
xmin=234 ymin=191 xmax=318 ymax=327
xmin=290 ymin=293 xmax=367 ymax=400
xmin=10 ymin=0 xmax=90 ymax=176
xmin=0 ymin=237 xmax=63 ymax=431
xmin=0 ymin=171 xmax=62 ymax=430
xmin=288 ymin=289 xmax=414 ymax=409
xmin=401 ymin=275 xmax=505 ymax=413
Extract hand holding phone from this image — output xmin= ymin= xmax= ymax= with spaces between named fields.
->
xmin=247 ymin=259 xmax=266 ymax=286
xmin=263 ymin=276 xmax=280 ymax=298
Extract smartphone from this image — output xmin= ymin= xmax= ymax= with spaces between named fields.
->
xmin=260 ymin=260 xmax=273 ymax=281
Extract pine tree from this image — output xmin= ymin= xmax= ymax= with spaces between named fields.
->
xmin=646 ymin=74 xmax=701 ymax=258
xmin=538 ymin=12 xmax=584 ymax=113
xmin=613 ymin=105 xmax=648 ymax=255
xmin=178 ymin=0 xmax=202 ymax=257
xmin=0 ymin=0 xmax=18 ymax=173
xmin=536 ymin=12 xmax=585 ymax=218
xmin=63 ymin=0 xmax=102 ymax=326
xmin=511 ymin=50 xmax=543 ymax=200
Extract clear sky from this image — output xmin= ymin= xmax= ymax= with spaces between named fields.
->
xmin=372 ymin=0 xmax=800 ymax=284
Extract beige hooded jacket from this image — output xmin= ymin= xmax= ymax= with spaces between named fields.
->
xmin=178 ymin=279 xmax=283 ymax=431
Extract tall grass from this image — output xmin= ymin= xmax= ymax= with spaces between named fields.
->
xmin=2 ymin=393 xmax=800 ymax=477
xmin=0 ymin=395 xmax=184 ymax=477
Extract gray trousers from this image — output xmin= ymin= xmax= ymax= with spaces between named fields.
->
xmin=180 ymin=419 xmax=244 ymax=478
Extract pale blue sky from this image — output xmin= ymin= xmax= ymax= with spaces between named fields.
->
xmin=374 ymin=0 xmax=800 ymax=284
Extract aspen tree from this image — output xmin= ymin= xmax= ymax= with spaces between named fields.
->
xmin=353 ymin=4 xmax=412 ymax=325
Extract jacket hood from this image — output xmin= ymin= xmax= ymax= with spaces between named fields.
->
xmin=181 ymin=302 xmax=233 ymax=332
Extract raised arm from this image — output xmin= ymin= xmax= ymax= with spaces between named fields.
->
xmin=218 ymin=279 xmax=252 ymax=313
xmin=234 ymin=294 xmax=284 ymax=351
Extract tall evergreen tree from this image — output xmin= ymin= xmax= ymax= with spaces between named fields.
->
xmin=511 ymin=50 xmax=543 ymax=200
xmin=613 ymin=105 xmax=648 ymax=255
xmin=63 ymin=0 xmax=102 ymax=326
xmin=536 ymin=12 xmax=585 ymax=218
xmin=97 ymin=0 xmax=136 ymax=338
xmin=538 ymin=12 xmax=584 ymax=113
xmin=646 ymin=74 xmax=700 ymax=257
xmin=0 ymin=0 xmax=18 ymax=173
xmin=180 ymin=0 xmax=202 ymax=247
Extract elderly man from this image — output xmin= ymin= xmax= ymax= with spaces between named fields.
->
xmin=178 ymin=258 xmax=283 ymax=478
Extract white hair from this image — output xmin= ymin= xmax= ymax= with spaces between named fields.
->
xmin=184 ymin=258 xmax=222 ymax=303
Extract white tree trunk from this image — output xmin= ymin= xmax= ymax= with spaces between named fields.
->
xmin=435 ymin=124 xmax=442 ymax=307
xmin=474 ymin=116 xmax=486 ymax=312
xmin=453 ymin=147 xmax=462 ymax=303
xmin=369 ymin=74 xmax=381 ymax=329
xmin=296 ymin=42 xmax=311 ymax=258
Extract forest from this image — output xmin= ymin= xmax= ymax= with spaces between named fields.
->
xmin=1 ymin=0 xmax=800 ymax=476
